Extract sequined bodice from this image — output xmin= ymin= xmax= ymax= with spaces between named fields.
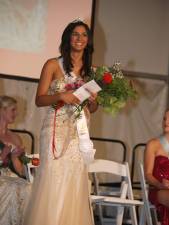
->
xmin=49 ymin=57 xmax=83 ymax=94
xmin=47 ymin=58 xmax=84 ymax=117
xmin=153 ymin=155 xmax=169 ymax=182
xmin=149 ymin=156 xmax=169 ymax=225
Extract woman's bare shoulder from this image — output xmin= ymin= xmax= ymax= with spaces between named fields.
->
xmin=40 ymin=58 xmax=61 ymax=81
xmin=147 ymin=138 xmax=159 ymax=145
xmin=146 ymin=138 xmax=160 ymax=152
xmin=43 ymin=58 xmax=60 ymax=69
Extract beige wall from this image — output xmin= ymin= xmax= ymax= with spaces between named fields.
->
xmin=93 ymin=0 xmax=169 ymax=75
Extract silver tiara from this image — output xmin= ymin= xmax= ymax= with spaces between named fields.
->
xmin=71 ymin=18 xmax=83 ymax=23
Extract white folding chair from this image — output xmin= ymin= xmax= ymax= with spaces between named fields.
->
xmin=138 ymin=163 xmax=161 ymax=225
xmin=88 ymin=159 xmax=143 ymax=225
xmin=24 ymin=153 xmax=39 ymax=183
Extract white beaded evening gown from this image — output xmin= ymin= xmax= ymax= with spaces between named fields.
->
xmin=0 ymin=163 xmax=31 ymax=225
xmin=23 ymin=58 xmax=94 ymax=225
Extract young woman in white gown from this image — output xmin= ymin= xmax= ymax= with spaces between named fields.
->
xmin=23 ymin=20 xmax=98 ymax=225
xmin=0 ymin=96 xmax=31 ymax=225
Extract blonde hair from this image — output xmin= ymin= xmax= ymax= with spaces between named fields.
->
xmin=0 ymin=96 xmax=17 ymax=109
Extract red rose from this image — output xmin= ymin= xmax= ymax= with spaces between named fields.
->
xmin=32 ymin=158 xmax=40 ymax=166
xmin=102 ymin=72 xmax=113 ymax=84
xmin=65 ymin=83 xmax=74 ymax=90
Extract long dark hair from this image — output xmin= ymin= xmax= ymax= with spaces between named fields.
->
xmin=59 ymin=20 xmax=94 ymax=78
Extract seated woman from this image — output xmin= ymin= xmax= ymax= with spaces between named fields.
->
xmin=144 ymin=110 xmax=169 ymax=225
xmin=0 ymin=95 xmax=31 ymax=225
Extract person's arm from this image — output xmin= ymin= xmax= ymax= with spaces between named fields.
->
xmin=10 ymin=134 xmax=25 ymax=177
xmin=35 ymin=59 xmax=61 ymax=107
xmin=144 ymin=139 xmax=165 ymax=189
xmin=86 ymin=91 xmax=98 ymax=113
xmin=10 ymin=152 xmax=24 ymax=176
xmin=35 ymin=59 xmax=80 ymax=107
xmin=87 ymin=100 xmax=98 ymax=113
xmin=0 ymin=136 xmax=24 ymax=176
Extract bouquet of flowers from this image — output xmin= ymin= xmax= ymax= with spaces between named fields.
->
xmin=0 ymin=141 xmax=38 ymax=168
xmin=52 ymin=62 xmax=137 ymax=117
xmin=87 ymin=62 xmax=137 ymax=116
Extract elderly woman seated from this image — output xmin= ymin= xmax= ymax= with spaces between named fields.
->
xmin=0 ymin=95 xmax=31 ymax=225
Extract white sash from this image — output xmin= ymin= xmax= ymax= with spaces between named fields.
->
xmin=76 ymin=110 xmax=96 ymax=164
xmin=159 ymin=135 xmax=169 ymax=153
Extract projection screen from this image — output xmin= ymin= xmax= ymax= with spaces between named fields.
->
xmin=0 ymin=0 xmax=93 ymax=79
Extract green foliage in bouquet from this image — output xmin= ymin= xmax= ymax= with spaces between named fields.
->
xmin=19 ymin=154 xmax=31 ymax=165
xmin=0 ymin=141 xmax=5 ymax=150
xmin=51 ymin=62 xmax=137 ymax=118
xmin=88 ymin=63 xmax=137 ymax=116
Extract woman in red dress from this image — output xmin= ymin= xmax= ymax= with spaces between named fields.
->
xmin=144 ymin=110 xmax=169 ymax=225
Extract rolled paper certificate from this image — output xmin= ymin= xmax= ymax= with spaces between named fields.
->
xmin=10 ymin=144 xmax=16 ymax=153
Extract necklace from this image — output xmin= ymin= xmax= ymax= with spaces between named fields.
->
xmin=159 ymin=135 xmax=169 ymax=153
